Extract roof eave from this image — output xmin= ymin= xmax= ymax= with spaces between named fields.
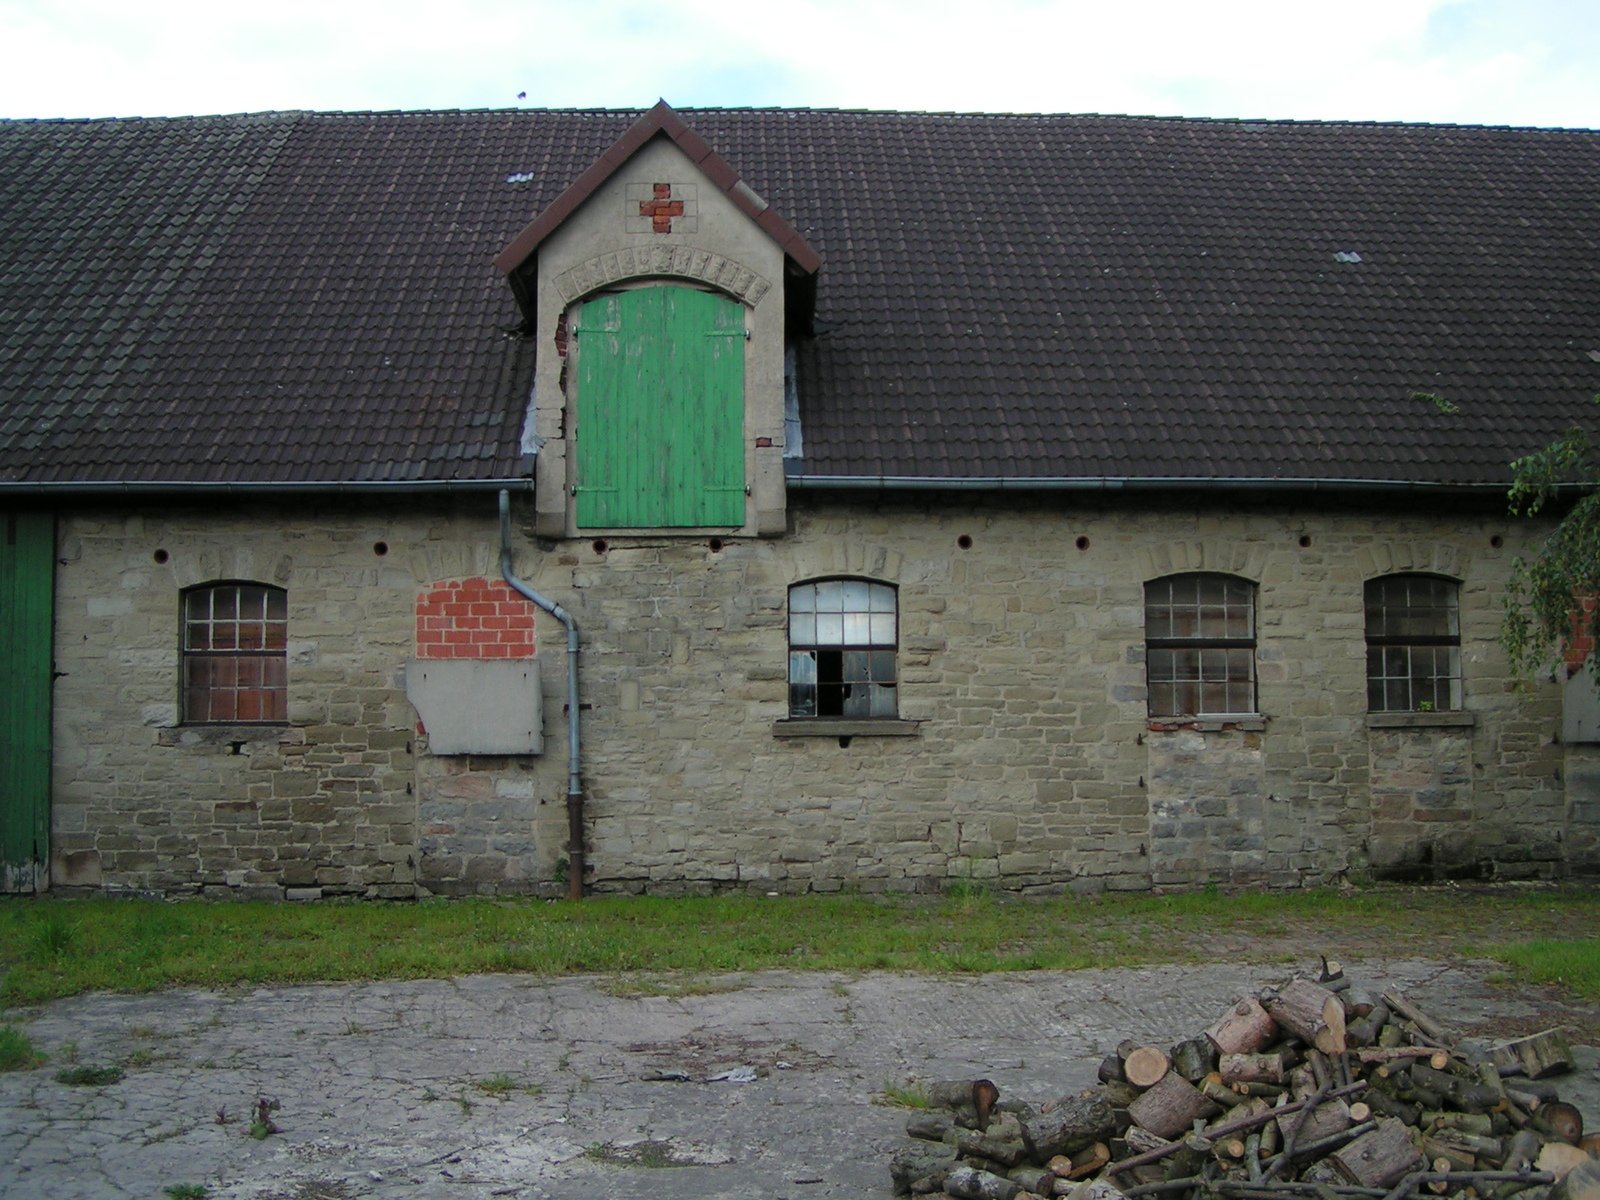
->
xmin=0 ymin=477 xmax=536 ymax=499
xmin=783 ymin=473 xmax=1525 ymax=500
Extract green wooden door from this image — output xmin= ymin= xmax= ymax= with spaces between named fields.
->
xmin=575 ymin=286 xmax=745 ymax=528
xmin=1 ymin=511 xmax=53 ymax=892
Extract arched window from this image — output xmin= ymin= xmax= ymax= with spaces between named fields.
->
xmin=787 ymin=579 xmax=898 ymax=718
xmin=1365 ymin=574 xmax=1461 ymax=711
xmin=181 ymin=582 xmax=288 ymax=723
xmin=1144 ymin=573 xmax=1257 ymax=717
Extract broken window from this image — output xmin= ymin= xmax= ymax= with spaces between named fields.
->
xmin=1145 ymin=573 xmax=1258 ymax=717
xmin=181 ymin=582 xmax=288 ymax=723
xmin=788 ymin=579 xmax=898 ymax=718
xmin=1365 ymin=574 xmax=1461 ymax=711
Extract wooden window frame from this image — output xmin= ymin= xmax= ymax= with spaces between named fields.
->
xmin=180 ymin=582 xmax=288 ymax=725
xmin=787 ymin=578 xmax=899 ymax=720
xmin=1144 ymin=573 xmax=1258 ymax=718
xmin=1365 ymin=574 xmax=1462 ymax=713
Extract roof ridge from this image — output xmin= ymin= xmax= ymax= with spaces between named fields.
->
xmin=5 ymin=107 xmax=1596 ymax=135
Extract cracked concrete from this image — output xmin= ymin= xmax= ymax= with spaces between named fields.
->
xmin=2 ymin=960 xmax=1596 ymax=1199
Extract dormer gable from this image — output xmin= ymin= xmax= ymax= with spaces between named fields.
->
xmin=498 ymin=102 xmax=819 ymax=540
xmin=494 ymin=100 xmax=821 ymax=335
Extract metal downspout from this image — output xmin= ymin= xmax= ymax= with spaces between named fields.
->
xmin=498 ymin=490 xmax=585 ymax=900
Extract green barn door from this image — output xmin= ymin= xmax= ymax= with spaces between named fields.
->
xmin=575 ymin=286 xmax=745 ymax=528
xmin=1 ymin=512 xmax=53 ymax=893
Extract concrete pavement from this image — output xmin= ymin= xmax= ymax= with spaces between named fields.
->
xmin=3 ymin=959 xmax=1596 ymax=1199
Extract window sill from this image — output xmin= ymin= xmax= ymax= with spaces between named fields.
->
xmin=771 ymin=718 xmax=920 ymax=738
xmin=1147 ymin=715 xmax=1266 ymax=733
xmin=158 ymin=724 xmax=290 ymax=748
xmin=1366 ymin=711 xmax=1475 ymax=730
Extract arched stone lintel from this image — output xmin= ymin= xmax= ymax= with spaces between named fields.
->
xmin=1139 ymin=540 xmax=1267 ymax=584
xmin=787 ymin=541 xmax=905 ymax=586
xmin=554 ymin=246 xmax=772 ymax=308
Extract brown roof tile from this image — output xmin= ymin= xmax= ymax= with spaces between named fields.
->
xmin=1 ymin=107 xmax=1598 ymax=490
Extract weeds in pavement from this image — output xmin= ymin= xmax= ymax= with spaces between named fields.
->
xmin=584 ymin=1139 xmax=692 ymax=1168
xmin=55 ymin=1064 xmax=124 ymax=1086
xmin=877 ymin=1079 xmax=932 ymax=1109
xmin=0 ymin=1024 xmax=43 ymax=1071
xmin=248 ymin=1096 xmax=279 ymax=1140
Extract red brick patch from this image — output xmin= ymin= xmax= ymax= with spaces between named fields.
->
xmin=416 ymin=577 xmax=535 ymax=659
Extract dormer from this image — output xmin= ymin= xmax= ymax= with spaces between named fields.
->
xmin=495 ymin=102 xmax=821 ymax=539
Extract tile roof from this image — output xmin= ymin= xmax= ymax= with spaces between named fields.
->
xmin=2 ymin=107 xmax=1598 ymax=490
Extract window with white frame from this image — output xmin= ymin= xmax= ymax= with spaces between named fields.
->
xmin=1144 ymin=573 xmax=1258 ymax=717
xmin=787 ymin=578 xmax=898 ymax=718
xmin=181 ymin=582 xmax=288 ymax=723
xmin=1365 ymin=574 xmax=1461 ymax=711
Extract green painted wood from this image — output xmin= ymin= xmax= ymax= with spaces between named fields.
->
xmin=575 ymin=286 xmax=745 ymax=528
xmin=1 ymin=511 xmax=53 ymax=892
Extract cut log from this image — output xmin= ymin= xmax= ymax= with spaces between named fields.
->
xmin=1382 ymin=989 xmax=1452 ymax=1044
xmin=889 ymin=1140 xmax=958 ymax=1195
xmin=943 ymin=1164 xmax=1024 ymax=1200
xmin=1066 ymin=1143 xmax=1112 ymax=1180
xmin=1343 ymin=987 xmax=1384 ymax=1019
xmin=1503 ymin=1129 xmax=1542 ymax=1171
xmin=1348 ymin=1002 xmax=1391 ymax=1048
xmin=1128 ymin=1071 xmax=1222 ymax=1139
xmin=1221 ymin=1052 xmax=1289 ymax=1086
xmin=1022 ymin=1090 xmax=1119 ymax=1161
xmin=1328 ymin=1117 xmax=1425 ymax=1188
xmin=1409 ymin=1064 xmax=1506 ymax=1114
xmin=1551 ymin=1159 xmax=1600 ymax=1200
xmin=1171 ymin=1034 xmax=1219 ymax=1083
xmin=955 ymin=1125 xmax=1028 ymax=1169
xmin=1424 ymin=1133 xmax=1479 ymax=1172
xmin=1124 ymin=1045 xmax=1173 ymax=1089
xmin=1276 ymin=1097 xmax=1353 ymax=1147
xmin=1006 ymin=1164 xmax=1057 ymax=1195
xmin=1208 ymin=996 xmax=1280 ymax=1056
xmin=907 ymin=1113 xmax=956 ymax=1142
xmin=1491 ymin=1029 xmax=1574 ymax=1081
xmin=1264 ymin=979 xmax=1348 ymax=1055
xmin=1074 ymin=1180 xmax=1130 ymax=1200
xmin=1098 ymin=1053 xmax=1127 ymax=1085
xmin=927 ymin=1078 xmax=1001 ymax=1130
xmin=1541 ymin=1102 xmax=1583 ymax=1146
xmin=1538 ymin=1143 xmax=1593 ymax=1184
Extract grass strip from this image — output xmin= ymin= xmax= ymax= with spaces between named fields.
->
xmin=1 ymin=887 xmax=1596 ymax=1008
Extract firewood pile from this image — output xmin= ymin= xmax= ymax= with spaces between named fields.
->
xmin=889 ymin=960 xmax=1598 ymax=1200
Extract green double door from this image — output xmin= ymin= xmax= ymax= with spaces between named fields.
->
xmin=2 ymin=512 xmax=53 ymax=893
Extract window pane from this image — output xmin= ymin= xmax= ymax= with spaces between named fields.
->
xmin=840 ymin=579 xmax=870 ymax=612
xmin=816 ymin=613 xmax=844 ymax=644
xmin=790 ymin=584 xmax=816 ymax=613
xmin=869 ymin=613 xmax=896 ymax=645
xmin=789 ymin=612 xmax=815 ymax=645
xmin=182 ymin=584 xmax=289 ymax=724
xmin=788 ymin=650 xmax=817 ymax=716
xmin=842 ymin=613 xmax=870 ymax=644
xmin=870 ymin=682 xmax=897 ymax=717
xmin=815 ymin=582 xmax=846 ymax=612
xmin=867 ymin=583 xmax=896 ymax=613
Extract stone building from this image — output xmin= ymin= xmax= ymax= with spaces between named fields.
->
xmin=2 ymin=103 xmax=1597 ymax=897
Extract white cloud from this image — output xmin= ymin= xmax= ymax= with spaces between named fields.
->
xmin=1 ymin=0 xmax=1596 ymax=126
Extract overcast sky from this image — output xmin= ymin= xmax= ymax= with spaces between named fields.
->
xmin=1 ymin=0 xmax=1596 ymax=128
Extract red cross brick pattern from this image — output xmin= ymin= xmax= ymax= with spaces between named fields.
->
xmin=415 ymin=577 xmax=536 ymax=659
xmin=639 ymin=182 xmax=685 ymax=233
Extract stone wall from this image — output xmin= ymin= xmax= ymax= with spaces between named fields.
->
xmin=44 ymin=493 xmax=1589 ymax=898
